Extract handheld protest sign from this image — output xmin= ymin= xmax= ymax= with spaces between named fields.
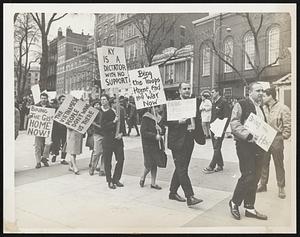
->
xmin=53 ymin=94 xmax=99 ymax=134
xmin=128 ymin=65 xmax=166 ymax=109
xmin=27 ymin=106 xmax=55 ymax=138
xmin=166 ymin=98 xmax=196 ymax=121
xmin=31 ymin=84 xmax=41 ymax=104
xmin=244 ymin=112 xmax=277 ymax=152
xmin=97 ymin=46 xmax=130 ymax=89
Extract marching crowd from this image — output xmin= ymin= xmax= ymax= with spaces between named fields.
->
xmin=14 ymin=81 xmax=291 ymax=221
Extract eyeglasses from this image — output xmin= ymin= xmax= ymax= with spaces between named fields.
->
xmin=255 ymin=89 xmax=264 ymax=92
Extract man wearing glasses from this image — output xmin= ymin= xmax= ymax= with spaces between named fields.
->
xmin=229 ymin=82 xmax=268 ymax=220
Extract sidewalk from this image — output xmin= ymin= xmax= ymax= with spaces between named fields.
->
xmin=12 ymin=133 xmax=295 ymax=233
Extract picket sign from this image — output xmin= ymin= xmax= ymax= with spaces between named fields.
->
xmin=53 ymin=94 xmax=99 ymax=134
xmin=27 ymin=106 xmax=55 ymax=138
xmin=97 ymin=46 xmax=131 ymax=90
xmin=210 ymin=118 xmax=228 ymax=137
xmin=31 ymin=84 xmax=41 ymax=104
xmin=166 ymin=98 xmax=196 ymax=121
xmin=128 ymin=65 xmax=167 ymax=110
xmin=244 ymin=112 xmax=277 ymax=152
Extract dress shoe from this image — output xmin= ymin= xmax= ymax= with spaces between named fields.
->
xmin=51 ymin=156 xmax=56 ymax=163
xmin=187 ymin=196 xmax=203 ymax=206
xmin=256 ymin=184 xmax=267 ymax=192
xmin=114 ymin=181 xmax=124 ymax=187
xmin=95 ymin=167 xmax=100 ymax=172
xmin=203 ymin=167 xmax=215 ymax=174
xmin=214 ymin=166 xmax=223 ymax=172
xmin=60 ymin=160 xmax=69 ymax=165
xmin=41 ymin=158 xmax=49 ymax=167
xmin=35 ymin=163 xmax=41 ymax=169
xmin=74 ymin=170 xmax=80 ymax=175
xmin=278 ymin=187 xmax=286 ymax=199
xmin=139 ymin=179 xmax=145 ymax=187
xmin=245 ymin=209 xmax=268 ymax=220
xmin=108 ymin=182 xmax=116 ymax=189
xmin=229 ymin=200 xmax=240 ymax=220
xmin=151 ymin=184 xmax=162 ymax=190
xmin=169 ymin=193 xmax=186 ymax=202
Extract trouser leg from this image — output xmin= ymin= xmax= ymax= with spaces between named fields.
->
xmin=209 ymin=133 xmax=224 ymax=169
xmin=271 ymin=147 xmax=285 ymax=188
xmin=42 ymin=136 xmax=52 ymax=159
xmin=103 ymin=147 xmax=113 ymax=183
xmin=91 ymin=134 xmax=103 ymax=170
xmin=34 ymin=136 xmax=44 ymax=163
xmin=259 ymin=152 xmax=271 ymax=186
xmin=112 ymin=145 xmax=125 ymax=183
xmin=232 ymin=141 xmax=257 ymax=207
xmin=61 ymin=132 xmax=67 ymax=159
xmin=170 ymin=134 xmax=194 ymax=198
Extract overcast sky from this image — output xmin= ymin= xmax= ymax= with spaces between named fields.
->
xmin=48 ymin=13 xmax=95 ymax=41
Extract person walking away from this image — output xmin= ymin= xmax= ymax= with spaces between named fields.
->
xmin=89 ymin=100 xmax=105 ymax=176
xmin=203 ymin=88 xmax=231 ymax=174
xmin=199 ymin=93 xmax=212 ymax=139
xmin=257 ymin=87 xmax=291 ymax=199
xmin=127 ymin=96 xmax=140 ymax=136
xmin=100 ymin=94 xmax=125 ymax=189
xmin=167 ymin=82 xmax=203 ymax=207
xmin=139 ymin=106 xmax=165 ymax=190
xmin=229 ymin=82 xmax=268 ymax=220
xmin=50 ymin=95 xmax=68 ymax=165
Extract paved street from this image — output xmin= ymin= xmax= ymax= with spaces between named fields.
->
xmin=12 ymin=130 xmax=295 ymax=233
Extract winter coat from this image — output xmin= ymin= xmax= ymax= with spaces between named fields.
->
xmin=141 ymin=112 xmax=165 ymax=169
xmin=65 ymin=128 xmax=83 ymax=155
xmin=199 ymin=99 xmax=212 ymax=122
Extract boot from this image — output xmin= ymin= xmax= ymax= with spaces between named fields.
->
xmin=278 ymin=187 xmax=286 ymax=199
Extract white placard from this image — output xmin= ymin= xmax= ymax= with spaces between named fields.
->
xmin=53 ymin=94 xmax=99 ymax=134
xmin=128 ymin=65 xmax=166 ymax=109
xmin=27 ymin=106 xmax=55 ymax=138
xmin=166 ymin=98 xmax=196 ymax=121
xmin=244 ymin=112 xmax=277 ymax=152
xmin=70 ymin=90 xmax=85 ymax=99
xmin=31 ymin=84 xmax=40 ymax=104
xmin=97 ymin=46 xmax=130 ymax=89
xmin=210 ymin=118 xmax=228 ymax=137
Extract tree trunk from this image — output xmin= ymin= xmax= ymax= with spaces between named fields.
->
xmin=40 ymin=32 xmax=48 ymax=91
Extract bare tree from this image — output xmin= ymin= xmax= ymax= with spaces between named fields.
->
xmin=132 ymin=13 xmax=185 ymax=67
xmin=205 ymin=13 xmax=289 ymax=86
xmin=30 ymin=13 xmax=67 ymax=90
xmin=14 ymin=13 xmax=41 ymax=100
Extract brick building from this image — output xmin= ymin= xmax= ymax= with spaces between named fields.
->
xmin=192 ymin=13 xmax=291 ymax=100
xmin=56 ymin=27 xmax=97 ymax=97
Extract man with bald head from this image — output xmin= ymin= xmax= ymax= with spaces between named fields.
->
xmin=229 ymin=82 xmax=268 ymax=220
xmin=167 ymin=82 xmax=203 ymax=207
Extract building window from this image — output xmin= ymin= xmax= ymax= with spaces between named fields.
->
xmin=175 ymin=61 xmax=186 ymax=83
xmin=165 ymin=64 xmax=174 ymax=83
xmin=180 ymin=26 xmax=186 ymax=37
xmin=268 ymin=26 xmax=280 ymax=65
xmin=202 ymin=45 xmax=210 ymax=76
xmin=244 ymin=31 xmax=255 ymax=70
xmin=120 ymin=28 xmax=124 ymax=40
xmin=223 ymin=87 xmax=232 ymax=98
xmin=104 ymin=24 xmax=108 ymax=33
xmin=224 ymin=37 xmax=233 ymax=73
xmin=128 ymin=24 xmax=132 ymax=38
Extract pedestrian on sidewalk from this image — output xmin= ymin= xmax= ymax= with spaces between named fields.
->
xmin=257 ymin=87 xmax=291 ymax=199
xmin=100 ymin=94 xmax=125 ymax=189
xmin=199 ymin=92 xmax=212 ymax=139
xmin=89 ymin=100 xmax=105 ymax=176
xmin=50 ymin=95 xmax=68 ymax=165
xmin=203 ymin=88 xmax=231 ymax=174
xmin=139 ymin=106 xmax=165 ymax=190
xmin=29 ymin=93 xmax=52 ymax=169
xmin=229 ymin=82 xmax=268 ymax=221
xmin=167 ymin=82 xmax=203 ymax=207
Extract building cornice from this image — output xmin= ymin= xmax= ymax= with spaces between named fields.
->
xmin=192 ymin=13 xmax=232 ymax=26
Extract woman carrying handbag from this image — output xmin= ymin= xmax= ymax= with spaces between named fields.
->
xmin=139 ymin=105 xmax=166 ymax=190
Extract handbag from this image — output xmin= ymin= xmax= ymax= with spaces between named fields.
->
xmin=193 ymin=117 xmax=206 ymax=145
xmin=157 ymin=138 xmax=167 ymax=168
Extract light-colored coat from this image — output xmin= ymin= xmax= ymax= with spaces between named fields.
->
xmin=199 ymin=99 xmax=212 ymax=122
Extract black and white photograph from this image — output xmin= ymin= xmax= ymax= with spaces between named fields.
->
xmin=3 ymin=3 xmax=297 ymax=234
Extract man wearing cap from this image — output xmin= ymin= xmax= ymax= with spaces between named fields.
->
xmin=257 ymin=87 xmax=291 ymax=199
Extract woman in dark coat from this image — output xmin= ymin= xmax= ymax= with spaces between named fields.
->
xmin=139 ymin=105 xmax=165 ymax=190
